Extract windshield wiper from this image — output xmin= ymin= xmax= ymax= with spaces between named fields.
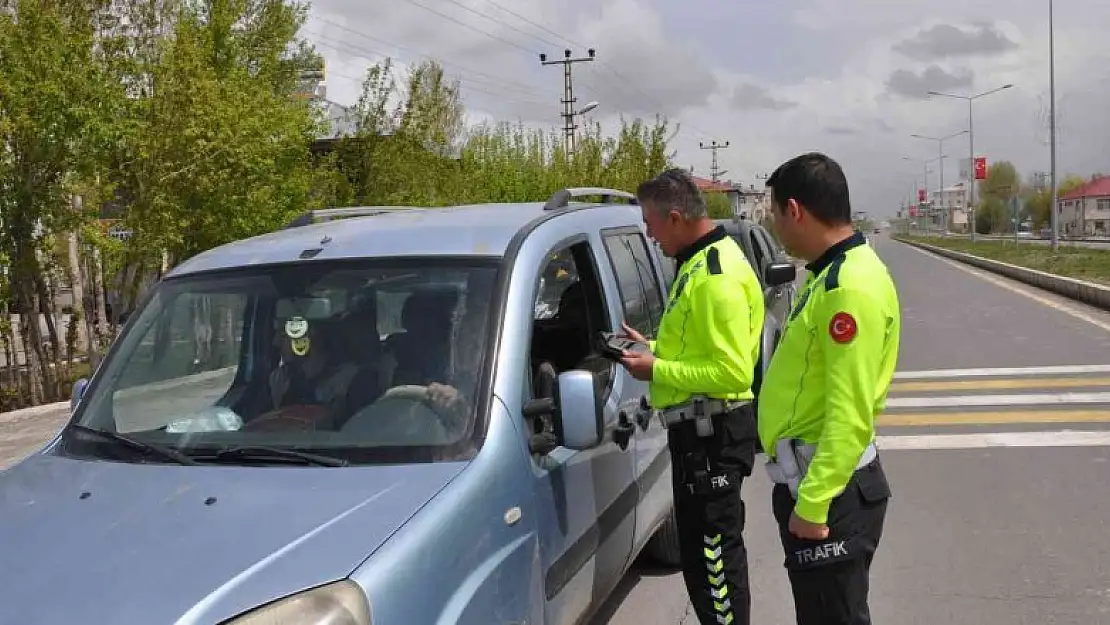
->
xmin=192 ymin=445 xmax=348 ymax=467
xmin=69 ymin=424 xmax=198 ymax=466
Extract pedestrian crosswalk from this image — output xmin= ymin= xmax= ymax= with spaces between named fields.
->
xmin=879 ymin=365 xmax=1110 ymax=431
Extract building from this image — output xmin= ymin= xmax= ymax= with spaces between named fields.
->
xmin=690 ymin=175 xmax=769 ymax=221
xmin=929 ymin=182 xmax=969 ymax=232
xmin=1058 ymin=176 xmax=1110 ymax=236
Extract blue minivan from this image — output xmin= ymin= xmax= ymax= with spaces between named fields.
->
xmin=0 ymin=189 xmax=796 ymax=625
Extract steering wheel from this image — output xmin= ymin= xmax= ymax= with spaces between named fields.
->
xmin=372 ymin=384 xmax=465 ymax=436
xmin=378 ymin=385 xmax=432 ymax=403
xmin=243 ymin=404 xmax=330 ymax=432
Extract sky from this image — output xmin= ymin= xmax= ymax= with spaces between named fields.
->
xmin=301 ymin=0 xmax=1110 ymax=218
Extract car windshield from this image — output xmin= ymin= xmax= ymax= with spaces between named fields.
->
xmin=67 ymin=258 xmax=499 ymax=465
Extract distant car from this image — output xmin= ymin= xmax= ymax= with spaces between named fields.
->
xmin=873 ymin=228 xmax=881 ymax=234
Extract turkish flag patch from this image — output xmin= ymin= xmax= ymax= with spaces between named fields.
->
xmin=829 ymin=312 xmax=857 ymax=344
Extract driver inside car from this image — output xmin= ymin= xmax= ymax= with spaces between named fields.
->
xmin=381 ymin=291 xmax=468 ymax=417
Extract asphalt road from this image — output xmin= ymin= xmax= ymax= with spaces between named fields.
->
xmin=595 ymin=232 xmax=1110 ymax=625
xmin=4 ymin=233 xmax=1110 ymax=624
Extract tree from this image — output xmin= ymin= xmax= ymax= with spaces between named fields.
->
xmin=0 ymin=0 xmax=126 ymax=404
xmin=109 ymin=0 xmax=322 ymax=271
xmin=705 ymin=192 xmax=733 ymax=219
xmin=1023 ymin=173 xmax=1086 ymax=230
xmin=976 ymin=197 xmax=1008 ymax=234
xmin=981 ymin=160 xmax=1020 ymax=202
xmin=1059 ymin=174 xmax=1087 ymax=197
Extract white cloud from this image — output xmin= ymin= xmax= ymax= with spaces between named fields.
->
xmin=303 ymin=0 xmax=1110 ymax=217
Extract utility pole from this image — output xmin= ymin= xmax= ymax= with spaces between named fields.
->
xmin=1048 ymin=0 xmax=1059 ymax=250
xmin=540 ymin=48 xmax=595 ymax=154
xmin=699 ymin=140 xmax=730 ymax=182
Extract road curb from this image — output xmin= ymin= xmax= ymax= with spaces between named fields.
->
xmin=894 ymin=236 xmax=1110 ymax=311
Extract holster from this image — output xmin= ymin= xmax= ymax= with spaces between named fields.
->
xmin=765 ymin=439 xmax=878 ymax=499
xmin=675 ymin=439 xmax=740 ymax=496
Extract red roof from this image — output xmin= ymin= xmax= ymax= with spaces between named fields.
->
xmin=1060 ymin=176 xmax=1110 ymax=201
xmin=691 ymin=175 xmax=734 ymax=193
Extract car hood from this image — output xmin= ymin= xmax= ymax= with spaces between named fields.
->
xmin=0 ymin=453 xmax=467 ymax=625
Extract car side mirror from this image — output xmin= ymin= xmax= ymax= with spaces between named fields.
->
xmin=71 ymin=378 xmax=89 ymax=413
xmin=556 ymin=370 xmax=603 ymax=450
xmin=765 ymin=262 xmax=797 ymax=288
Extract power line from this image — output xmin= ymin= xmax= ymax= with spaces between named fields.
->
xmin=396 ymin=0 xmax=536 ymax=55
xmin=308 ymin=17 xmax=549 ymax=97
xmin=699 ymin=140 xmax=730 ymax=182
xmin=540 ymin=48 xmax=596 ymax=153
xmin=437 ymin=0 xmax=565 ymax=50
xmin=399 ymin=0 xmax=712 ymax=142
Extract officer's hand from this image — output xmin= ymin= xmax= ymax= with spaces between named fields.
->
xmin=788 ymin=512 xmax=830 ymax=540
xmin=619 ymin=321 xmax=648 ymax=344
xmin=619 ymin=349 xmax=655 ymax=381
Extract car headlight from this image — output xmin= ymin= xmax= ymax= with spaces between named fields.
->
xmin=225 ymin=580 xmax=370 ymax=625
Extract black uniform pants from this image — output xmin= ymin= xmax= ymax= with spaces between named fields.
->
xmin=667 ymin=404 xmax=757 ymax=625
xmin=771 ymin=456 xmax=892 ymax=625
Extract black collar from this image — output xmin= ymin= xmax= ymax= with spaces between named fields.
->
xmin=675 ymin=225 xmax=728 ymax=270
xmin=805 ymin=231 xmax=866 ymax=274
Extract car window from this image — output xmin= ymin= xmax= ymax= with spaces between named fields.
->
xmin=526 ymin=241 xmax=615 ymax=437
xmin=602 ymin=233 xmax=652 ymax=337
xmin=651 ymin=239 xmax=676 ymax=289
xmin=70 ymin=258 xmax=499 ymax=465
xmin=748 ymin=231 xmax=768 ymax=270
xmin=533 ymin=248 xmax=579 ymax=320
xmin=754 ymin=226 xmax=780 ymax=261
xmin=623 ymin=233 xmax=665 ymax=336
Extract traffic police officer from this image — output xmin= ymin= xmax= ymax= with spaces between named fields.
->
xmin=618 ymin=168 xmax=765 ymax=625
xmin=758 ymin=153 xmax=900 ymax=625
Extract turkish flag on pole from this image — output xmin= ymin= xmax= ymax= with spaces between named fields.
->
xmin=974 ymin=157 xmax=988 ymax=180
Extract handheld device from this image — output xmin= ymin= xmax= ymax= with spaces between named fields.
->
xmin=598 ymin=331 xmax=648 ymax=362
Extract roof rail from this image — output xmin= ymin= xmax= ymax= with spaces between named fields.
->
xmin=543 ymin=187 xmax=638 ymax=211
xmin=284 ymin=206 xmax=416 ymax=228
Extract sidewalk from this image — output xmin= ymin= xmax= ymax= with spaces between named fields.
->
xmin=0 ymin=401 xmax=69 ymax=469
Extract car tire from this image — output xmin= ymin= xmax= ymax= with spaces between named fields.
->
xmin=646 ymin=507 xmax=683 ymax=568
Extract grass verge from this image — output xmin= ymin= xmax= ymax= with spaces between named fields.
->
xmin=898 ymin=235 xmax=1110 ymax=286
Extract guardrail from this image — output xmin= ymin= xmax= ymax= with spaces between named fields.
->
xmin=894 ymin=236 xmax=1110 ymax=312
xmin=903 ymin=232 xmax=1110 ymax=248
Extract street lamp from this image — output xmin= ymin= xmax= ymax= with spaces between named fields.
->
xmin=577 ymin=100 xmax=599 ymax=116
xmin=911 ymin=130 xmax=969 ymax=234
xmin=926 ymin=83 xmax=1014 ymax=241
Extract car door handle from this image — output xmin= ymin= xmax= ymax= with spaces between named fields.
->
xmin=633 ymin=396 xmax=654 ymax=431
xmin=613 ymin=411 xmax=635 ymax=451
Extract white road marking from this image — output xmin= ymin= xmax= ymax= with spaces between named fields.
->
xmin=886 ymin=392 xmax=1110 ymax=408
xmin=901 ymin=242 xmax=1110 ymax=334
xmin=876 ymin=430 xmax=1110 ymax=450
xmin=895 ymin=364 xmax=1110 ymax=380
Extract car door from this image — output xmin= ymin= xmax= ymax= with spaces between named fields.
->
xmin=603 ymin=229 xmax=670 ymax=552
xmin=519 ymin=236 xmax=636 ymax=625
xmin=752 ymin=224 xmax=796 ymax=333
xmin=598 ymin=228 xmax=673 ymax=557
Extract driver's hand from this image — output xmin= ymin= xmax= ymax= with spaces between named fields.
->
xmin=620 ymin=321 xmax=648 ymax=344
xmin=427 ymin=383 xmax=465 ymax=413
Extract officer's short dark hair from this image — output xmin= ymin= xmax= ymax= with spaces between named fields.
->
xmin=636 ymin=168 xmax=708 ymax=220
xmin=765 ymin=152 xmax=851 ymax=226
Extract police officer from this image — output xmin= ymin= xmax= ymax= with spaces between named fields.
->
xmin=758 ymin=153 xmax=900 ymax=625
xmin=618 ymin=168 xmax=765 ymax=625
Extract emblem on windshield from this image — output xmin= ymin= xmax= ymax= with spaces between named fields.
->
xmin=285 ymin=316 xmax=309 ymax=339
xmin=290 ymin=337 xmax=311 ymax=356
